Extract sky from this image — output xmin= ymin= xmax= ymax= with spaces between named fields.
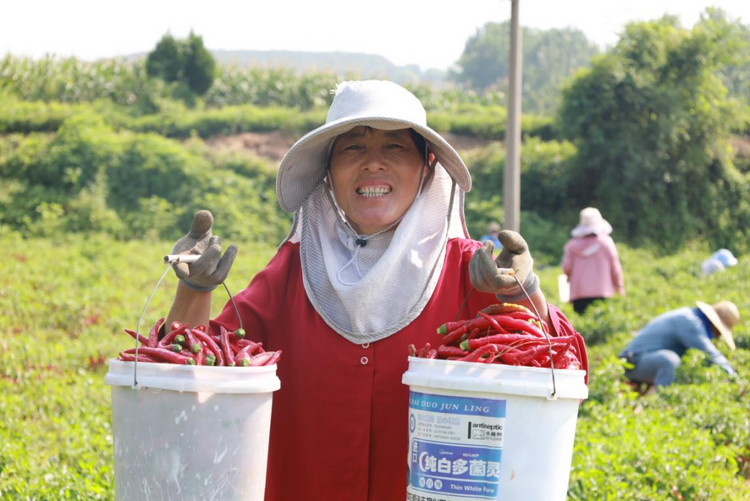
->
xmin=2 ymin=0 xmax=749 ymax=71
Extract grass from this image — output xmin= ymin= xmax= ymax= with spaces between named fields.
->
xmin=0 ymin=234 xmax=747 ymax=499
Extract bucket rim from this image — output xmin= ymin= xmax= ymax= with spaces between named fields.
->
xmin=106 ymin=358 xmax=278 ymax=374
xmin=105 ymin=358 xmax=281 ymax=394
xmin=402 ymin=356 xmax=588 ymax=400
xmin=406 ymin=356 xmax=587 ymax=376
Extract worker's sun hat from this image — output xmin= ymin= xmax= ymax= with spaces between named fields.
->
xmin=276 ymin=80 xmax=472 ymax=213
xmin=712 ymin=249 xmax=738 ymax=268
xmin=571 ymin=207 xmax=613 ymax=238
xmin=696 ymin=300 xmax=739 ymax=350
xmin=701 ymin=257 xmax=725 ymax=276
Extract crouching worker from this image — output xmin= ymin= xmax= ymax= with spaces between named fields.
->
xmin=620 ymin=301 xmax=739 ymax=388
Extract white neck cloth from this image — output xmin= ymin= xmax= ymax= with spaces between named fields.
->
xmin=283 ymin=164 xmax=468 ymax=344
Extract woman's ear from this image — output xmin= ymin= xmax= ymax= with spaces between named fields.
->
xmin=428 ymin=152 xmax=436 ymax=165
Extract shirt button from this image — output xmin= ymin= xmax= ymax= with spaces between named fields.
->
xmin=360 ymin=356 xmax=369 ymax=365
xmin=362 ymin=343 xmax=370 ymax=349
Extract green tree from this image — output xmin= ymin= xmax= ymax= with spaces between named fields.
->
xmin=183 ymin=32 xmax=217 ymax=96
xmin=452 ymin=22 xmax=599 ymax=114
xmin=698 ymin=8 xmax=750 ymax=128
xmin=145 ymin=33 xmax=183 ymax=83
xmin=145 ymin=32 xmax=216 ymax=97
xmin=558 ymin=13 xmax=747 ymax=251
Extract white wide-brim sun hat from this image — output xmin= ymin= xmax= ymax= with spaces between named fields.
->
xmin=571 ymin=207 xmax=613 ymax=238
xmin=276 ymin=80 xmax=472 ymax=213
xmin=696 ymin=300 xmax=739 ymax=350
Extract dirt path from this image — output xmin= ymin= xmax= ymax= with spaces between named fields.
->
xmin=204 ymin=131 xmax=496 ymax=164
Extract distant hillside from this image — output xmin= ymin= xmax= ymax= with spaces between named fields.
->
xmin=124 ymin=49 xmax=447 ymax=84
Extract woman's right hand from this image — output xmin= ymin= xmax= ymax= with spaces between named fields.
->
xmin=171 ymin=210 xmax=237 ymax=292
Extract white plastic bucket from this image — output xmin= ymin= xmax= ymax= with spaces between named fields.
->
xmin=105 ymin=359 xmax=280 ymax=501
xmin=402 ymin=357 xmax=588 ymax=501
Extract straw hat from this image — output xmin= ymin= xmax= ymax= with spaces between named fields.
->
xmin=696 ymin=301 xmax=739 ymax=350
xmin=571 ymin=207 xmax=613 ymax=238
xmin=276 ymin=80 xmax=472 ymax=213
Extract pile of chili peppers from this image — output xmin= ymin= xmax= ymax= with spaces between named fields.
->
xmin=409 ymin=303 xmax=587 ymax=372
xmin=118 ymin=318 xmax=281 ymax=367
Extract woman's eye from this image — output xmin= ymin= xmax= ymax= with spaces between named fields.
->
xmin=344 ymin=144 xmax=362 ymax=151
xmin=387 ymin=143 xmax=405 ymax=149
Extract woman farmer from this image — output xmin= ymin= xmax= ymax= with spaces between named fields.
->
xmin=165 ymin=80 xmax=582 ymax=500
xmin=562 ymin=207 xmax=625 ymax=314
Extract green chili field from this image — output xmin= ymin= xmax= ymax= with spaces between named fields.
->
xmin=0 ymin=233 xmax=747 ymax=500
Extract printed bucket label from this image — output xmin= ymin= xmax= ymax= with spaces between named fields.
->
xmin=407 ymin=391 xmax=506 ymax=500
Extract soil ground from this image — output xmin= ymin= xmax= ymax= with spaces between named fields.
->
xmin=204 ymin=131 xmax=496 ymax=164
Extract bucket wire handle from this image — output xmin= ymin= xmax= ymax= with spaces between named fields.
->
xmin=455 ymin=270 xmax=557 ymax=399
xmin=131 ymin=258 xmax=243 ymax=389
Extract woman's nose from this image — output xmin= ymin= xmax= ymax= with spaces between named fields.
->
xmin=360 ymin=148 xmax=387 ymax=170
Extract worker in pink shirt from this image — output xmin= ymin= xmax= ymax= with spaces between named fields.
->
xmin=562 ymin=207 xmax=625 ymax=314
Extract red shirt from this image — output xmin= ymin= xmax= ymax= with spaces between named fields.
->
xmin=210 ymin=238 xmax=577 ymax=500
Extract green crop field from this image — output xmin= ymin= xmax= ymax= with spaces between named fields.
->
xmin=0 ymin=234 xmax=747 ymax=500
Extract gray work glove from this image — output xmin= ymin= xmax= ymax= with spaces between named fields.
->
xmin=469 ymin=230 xmax=539 ymax=303
xmin=172 ymin=210 xmax=237 ymax=292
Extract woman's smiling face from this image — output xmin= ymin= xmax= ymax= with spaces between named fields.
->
xmin=329 ymin=126 xmax=427 ymax=235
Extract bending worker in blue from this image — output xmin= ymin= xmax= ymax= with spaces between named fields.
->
xmin=620 ymin=301 xmax=739 ymax=388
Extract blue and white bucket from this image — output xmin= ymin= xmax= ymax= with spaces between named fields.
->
xmin=402 ymin=357 xmax=588 ymax=501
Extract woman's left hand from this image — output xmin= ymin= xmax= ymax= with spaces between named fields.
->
xmin=470 ymin=230 xmax=539 ymax=302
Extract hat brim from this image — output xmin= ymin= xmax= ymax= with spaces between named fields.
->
xmin=570 ymin=220 xmax=613 ymax=238
xmin=696 ymin=301 xmax=736 ymax=350
xmin=276 ymin=117 xmax=472 ymax=213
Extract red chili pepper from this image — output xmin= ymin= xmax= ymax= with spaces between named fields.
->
xmin=245 ymin=351 xmax=276 ymax=366
xmin=504 ymin=312 xmax=550 ymax=333
xmin=195 ymin=350 xmax=205 ymax=366
xmin=461 ymin=333 xmax=537 ymax=351
xmin=123 ymin=329 xmax=150 ymax=346
xmin=118 ymin=353 xmax=160 ymax=363
xmin=264 ymin=350 xmax=283 ymax=366
xmin=146 ymin=318 xmax=165 ymax=348
xmin=467 ymin=328 xmax=483 ymax=340
xmin=457 ymin=344 xmax=499 ymax=363
xmin=442 ymin=325 xmax=468 ymax=346
xmin=551 ymin=338 xmax=573 ymax=366
xmin=437 ymin=345 xmax=469 ymax=358
xmin=417 ymin=343 xmax=432 ymax=358
xmin=158 ymin=324 xmax=188 ymax=347
xmin=477 ymin=311 xmax=505 ymax=334
xmin=184 ymin=328 xmax=202 ymax=354
xmin=437 ymin=321 xmax=467 ymax=334
xmin=498 ymin=347 xmax=525 ymax=365
xmin=236 ymin=341 xmax=263 ymax=359
xmin=514 ymin=345 xmax=551 ymax=365
xmin=464 ymin=317 xmax=492 ymax=332
xmin=132 ymin=346 xmax=193 ymax=364
xmin=219 ymin=326 xmax=236 ymax=366
xmin=492 ymin=316 xmax=545 ymax=337
xmin=191 ymin=329 xmax=224 ymax=366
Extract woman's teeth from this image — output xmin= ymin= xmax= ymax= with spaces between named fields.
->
xmin=356 ymin=186 xmax=392 ymax=197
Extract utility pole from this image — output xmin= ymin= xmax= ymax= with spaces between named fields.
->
xmin=503 ymin=0 xmax=522 ymax=232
